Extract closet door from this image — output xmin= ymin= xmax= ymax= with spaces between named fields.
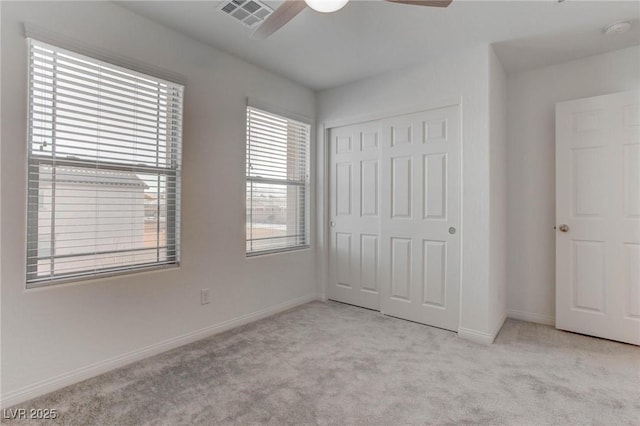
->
xmin=379 ymin=106 xmax=461 ymax=331
xmin=328 ymin=121 xmax=381 ymax=310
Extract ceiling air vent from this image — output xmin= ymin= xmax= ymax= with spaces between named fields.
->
xmin=218 ymin=0 xmax=273 ymax=28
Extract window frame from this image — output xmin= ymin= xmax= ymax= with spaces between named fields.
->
xmin=245 ymin=105 xmax=312 ymax=257
xmin=25 ymin=39 xmax=184 ymax=288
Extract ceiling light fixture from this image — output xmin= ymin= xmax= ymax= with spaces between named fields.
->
xmin=603 ymin=21 xmax=632 ymax=35
xmin=304 ymin=0 xmax=349 ymax=13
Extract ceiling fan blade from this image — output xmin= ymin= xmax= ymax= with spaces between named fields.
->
xmin=384 ymin=0 xmax=453 ymax=7
xmin=252 ymin=0 xmax=308 ymax=40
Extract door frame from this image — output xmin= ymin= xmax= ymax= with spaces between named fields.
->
xmin=318 ymin=96 xmax=463 ymax=322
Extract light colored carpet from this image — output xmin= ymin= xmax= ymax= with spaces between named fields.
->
xmin=6 ymin=301 xmax=640 ymax=425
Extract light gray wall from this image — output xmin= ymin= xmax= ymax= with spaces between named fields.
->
xmin=1 ymin=1 xmax=316 ymax=404
xmin=5 ymin=0 xmax=633 ymax=406
xmin=506 ymin=45 xmax=640 ymax=324
xmin=488 ymin=47 xmax=508 ymax=336
xmin=316 ymin=45 xmax=506 ymax=341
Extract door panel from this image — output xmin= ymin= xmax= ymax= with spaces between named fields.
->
xmin=556 ymin=91 xmax=640 ymax=345
xmin=335 ymin=163 xmax=352 ymax=216
xmin=379 ymin=106 xmax=461 ymax=331
xmin=572 ymin=240 xmax=605 ymax=312
xmin=336 ymin=233 xmax=352 ymax=287
xmin=361 ymin=160 xmax=379 ymax=216
xmin=328 ymin=122 xmax=381 ymax=310
xmin=423 ymin=153 xmax=447 ymax=219
xmin=391 ymin=156 xmax=412 ymax=218
xmin=572 ymin=148 xmax=605 ymax=217
xmin=626 ymin=244 xmax=640 ymax=318
xmin=422 ymin=239 xmax=446 ymax=307
xmin=624 ymin=145 xmax=640 ymax=218
xmin=360 ymin=234 xmax=379 ymax=292
xmin=391 ymin=237 xmax=412 ymax=301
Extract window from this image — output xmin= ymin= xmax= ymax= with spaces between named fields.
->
xmin=26 ymin=39 xmax=183 ymax=287
xmin=246 ymin=106 xmax=310 ymax=255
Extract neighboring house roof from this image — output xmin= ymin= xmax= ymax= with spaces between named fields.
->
xmin=39 ymin=165 xmax=148 ymax=189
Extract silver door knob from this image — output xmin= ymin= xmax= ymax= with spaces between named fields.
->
xmin=558 ymin=224 xmax=569 ymax=233
xmin=448 ymin=227 xmax=456 ymax=235
xmin=330 ymin=221 xmax=336 ymax=227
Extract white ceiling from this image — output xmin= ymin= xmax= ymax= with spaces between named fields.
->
xmin=116 ymin=0 xmax=640 ymax=90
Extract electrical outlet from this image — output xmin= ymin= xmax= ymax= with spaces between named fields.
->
xmin=201 ymin=288 xmax=211 ymax=305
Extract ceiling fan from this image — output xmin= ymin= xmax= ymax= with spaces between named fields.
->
xmin=253 ymin=0 xmax=453 ymax=39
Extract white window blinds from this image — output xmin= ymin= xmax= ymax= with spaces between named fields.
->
xmin=246 ymin=107 xmax=310 ymax=255
xmin=26 ymin=39 xmax=183 ymax=287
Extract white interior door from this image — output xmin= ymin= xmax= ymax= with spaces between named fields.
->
xmin=328 ymin=121 xmax=381 ymax=310
xmin=378 ymin=106 xmax=461 ymax=331
xmin=556 ymin=91 xmax=640 ymax=345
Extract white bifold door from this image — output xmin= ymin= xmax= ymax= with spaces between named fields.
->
xmin=556 ymin=91 xmax=640 ymax=345
xmin=328 ymin=105 xmax=460 ymax=331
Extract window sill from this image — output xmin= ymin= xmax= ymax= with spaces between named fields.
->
xmin=246 ymin=245 xmax=311 ymax=258
xmin=25 ymin=263 xmax=181 ymax=290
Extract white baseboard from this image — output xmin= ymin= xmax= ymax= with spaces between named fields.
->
xmin=458 ymin=313 xmax=507 ymax=345
xmin=507 ymin=309 xmax=555 ymax=326
xmin=0 ymin=294 xmax=317 ymax=409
